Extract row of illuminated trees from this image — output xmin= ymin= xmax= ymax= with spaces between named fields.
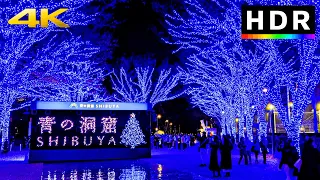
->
xmin=162 ymin=0 xmax=320 ymax=154
xmin=0 ymin=0 xmax=185 ymax=150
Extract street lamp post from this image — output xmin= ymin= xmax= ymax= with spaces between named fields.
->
xmin=317 ymin=103 xmax=320 ymax=132
xmin=287 ymin=86 xmax=291 ymax=123
xmin=165 ymin=120 xmax=169 ymax=133
xmin=270 ymin=109 xmax=275 ymax=155
xmin=267 ymin=103 xmax=275 ymax=155
xmin=312 ymin=99 xmax=319 ymax=133
xmin=235 ymin=118 xmax=239 ymax=134
xmin=157 ymin=114 xmax=161 ymax=130
xmin=261 ymin=88 xmax=268 ymax=138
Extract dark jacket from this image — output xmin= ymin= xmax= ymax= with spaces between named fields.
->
xmin=279 ymin=145 xmax=299 ymax=169
xmin=220 ymin=139 xmax=233 ymax=170
xmin=238 ymin=141 xmax=246 ymax=155
xmin=209 ymin=141 xmax=220 ymax=171
xmin=298 ymin=141 xmax=320 ymax=180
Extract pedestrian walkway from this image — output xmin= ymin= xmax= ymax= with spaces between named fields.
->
xmin=150 ymin=146 xmax=286 ymax=179
xmin=0 ymin=146 xmax=287 ymax=179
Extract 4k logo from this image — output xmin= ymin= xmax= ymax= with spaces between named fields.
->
xmin=8 ymin=8 xmax=69 ymax=28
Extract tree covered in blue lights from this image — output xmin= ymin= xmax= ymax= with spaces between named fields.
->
xmin=163 ymin=0 xmax=320 ymax=149
xmin=109 ymin=55 xmax=185 ymax=107
xmin=261 ymin=0 xmax=320 ymax=154
xmin=0 ymin=0 xmax=99 ymax=150
xmin=180 ymin=43 xmax=285 ymax=141
xmin=110 ymin=63 xmax=185 ymax=107
xmin=269 ymin=39 xmax=320 ymax=153
xmin=37 ymin=33 xmax=115 ymax=103
xmin=188 ymin=84 xmax=237 ymax=136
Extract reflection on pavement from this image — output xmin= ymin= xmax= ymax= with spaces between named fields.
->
xmin=41 ymin=164 xmax=147 ymax=180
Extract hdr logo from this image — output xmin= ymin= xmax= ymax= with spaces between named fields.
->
xmin=241 ymin=6 xmax=315 ymax=39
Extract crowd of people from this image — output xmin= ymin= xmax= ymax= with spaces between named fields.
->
xmin=151 ymin=133 xmax=196 ymax=150
xmin=151 ymin=131 xmax=320 ymax=179
xmin=196 ymin=132 xmax=320 ymax=179
xmin=237 ymin=136 xmax=269 ymax=165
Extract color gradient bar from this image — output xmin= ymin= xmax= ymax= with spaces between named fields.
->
xmin=242 ymin=34 xmax=315 ymax=39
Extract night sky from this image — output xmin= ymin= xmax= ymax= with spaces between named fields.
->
xmin=11 ymin=0 xmax=208 ymax=134
xmin=92 ymin=0 xmax=208 ymax=133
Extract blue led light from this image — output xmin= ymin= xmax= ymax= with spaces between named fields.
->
xmin=110 ymin=67 xmax=185 ymax=107
xmin=164 ymin=0 xmax=320 ymax=152
xmin=0 ymin=0 xmax=97 ymax=150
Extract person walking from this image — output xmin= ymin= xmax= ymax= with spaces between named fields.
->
xmin=209 ymin=136 xmax=221 ymax=177
xmin=164 ymin=135 xmax=168 ymax=148
xmin=159 ymin=135 xmax=162 ymax=148
xmin=173 ymin=134 xmax=177 ymax=149
xmin=245 ymin=137 xmax=253 ymax=164
xmin=220 ymin=135 xmax=233 ymax=177
xmin=198 ymin=132 xmax=209 ymax=167
xmin=178 ymin=134 xmax=182 ymax=150
xmin=191 ymin=134 xmax=195 ymax=146
xmin=253 ymin=137 xmax=260 ymax=163
xmin=279 ymin=139 xmax=299 ymax=180
xmin=206 ymin=132 xmax=211 ymax=154
xmin=260 ymin=137 xmax=268 ymax=164
xmin=181 ymin=135 xmax=186 ymax=150
xmin=238 ymin=137 xmax=248 ymax=165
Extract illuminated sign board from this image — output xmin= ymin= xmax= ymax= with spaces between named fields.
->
xmin=30 ymin=111 xmax=150 ymax=150
xmin=29 ymin=102 xmax=152 ymax=162
xmin=32 ymin=101 xmax=151 ymax=110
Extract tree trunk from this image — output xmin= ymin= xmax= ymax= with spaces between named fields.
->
xmin=258 ymin=110 xmax=267 ymax=141
xmin=226 ymin=124 xmax=230 ymax=135
xmin=229 ymin=117 xmax=237 ymax=139
xmin=238 ymin=116 xmax=245 ymax=141
xmin=287 ymin=110 xmax=304 ymax=155
xmin=246 ymin=114 xmax=253 ymax=141
xmin=287 ymin=123 xmax=301 ymax=155
xmin=1 ymin=110 xmax=11 ymax=151
xmin=221 ymin=123 xmax=226 ymax=135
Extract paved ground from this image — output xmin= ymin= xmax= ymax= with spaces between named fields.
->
xmin=0 ymin=146 xmax=289 ymax=180
xmin=150 ymin=147 xmax=286 ymax=180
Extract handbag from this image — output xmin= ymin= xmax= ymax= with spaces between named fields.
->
xmin=294 ymin=158 xmax=302 ymax=172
